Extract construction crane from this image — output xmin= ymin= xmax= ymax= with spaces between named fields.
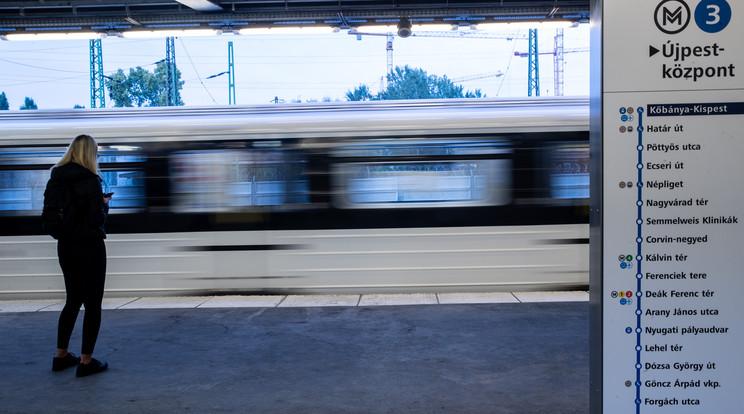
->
xmin=355 ymin=26 xmax=588 ymax=98
xmin=353 ymin=29 xmax=523 ymax=90
xmin=386 ymin=33 xmax=394 ymax=74
xmin=413 ymin=27 xmax=588 ymax=97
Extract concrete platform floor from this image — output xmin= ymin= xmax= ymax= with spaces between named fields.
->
xmin=0 ymin=294 xmax=589 ymax=414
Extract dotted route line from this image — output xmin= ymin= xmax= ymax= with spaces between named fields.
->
xmin=635 ymin=106 xmax=646 ymax=413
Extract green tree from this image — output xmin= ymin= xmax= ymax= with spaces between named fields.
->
xmin=0 ymin=92 xmax=9 ymax=110
xmin=20 ymin=97 xmax=37 ymax=110
xmin=345 ymin=84 xmax=374 ymax=101
xmin=106 ymin=62 xmax=184 ymax=107
xmin=153 ymin=62 xmax=184 ymax=106
xmin=346 ymin=65 xmax=483 ymax=101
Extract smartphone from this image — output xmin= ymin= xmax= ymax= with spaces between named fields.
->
xmin=103 ymin=192 xmax=114 ymax=198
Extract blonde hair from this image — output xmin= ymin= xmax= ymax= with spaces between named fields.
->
xmin=56 ymin=134 xmax=99 ymax=174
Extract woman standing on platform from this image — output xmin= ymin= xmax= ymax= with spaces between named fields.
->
xmin=49 ymin=134 xmax=112 ymax=377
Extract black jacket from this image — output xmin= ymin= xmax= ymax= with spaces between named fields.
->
xmin=50 ymin=162 xmax=108 ymax=239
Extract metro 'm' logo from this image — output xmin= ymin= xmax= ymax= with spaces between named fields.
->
xmin=654 ymin=0 xmax=691 ymax=34
xmin=663 ymin=5 xmax=685 ymax=25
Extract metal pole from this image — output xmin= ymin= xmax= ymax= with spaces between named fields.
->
xmin=554 ymin=28 xmax=565 ymax=96
xmin=165 ymin=37 xmax=177 ymax=106
xmin=89 ymin=39 xmax=105 ymax=108
xmin=228 ymin=41 xmax=235 ymax=105
xmin=528 ymin=29 xmax=540 ymax=96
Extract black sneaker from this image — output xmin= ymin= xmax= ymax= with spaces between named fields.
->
xmin=76 ymin=358 xmax=108 ymax=377
xmin=52 ymin=353 xmax=80 ymax=372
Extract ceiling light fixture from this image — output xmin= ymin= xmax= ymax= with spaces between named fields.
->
xmin=121 ymin=29 xmax=221 ymax=38
xmin=351 ymin=22 xmax=453 ymax=37
xmin=349 ymin=25 xmax=395 ymax=34
xmin=3 ymin=32 xmax=106 ymax=41
xmin=474 ymin=21 xmax=579 ymax=31
xmin=174 ymin=0 xmax=223 ymax=12
xmin=397 ymin=18 xmax=412 ymax=38
xmin=238 ymin=27 xmax=340 ymax=35
xmin=124 ymin=16 xmax=141 ymax=26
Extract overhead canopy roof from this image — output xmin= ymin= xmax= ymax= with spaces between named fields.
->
xmin=1 ymin=0 xmax=590 ymax=36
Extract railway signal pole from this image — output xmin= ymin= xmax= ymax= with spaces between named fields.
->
xmin=89 ymin=39 xmax=105 ymax=108
xmin=515 ymin=30 xmax=587 ymax=97
xmin=554 ymin=28 xmax=564 ymax=97
xmin=228 ymin=41 xmax=235 ymax=105
xmin=206 ymin=41 xmax=237 ymax=105
xmin=527 ymin=29 xmax=539 ymax=96
xmin=165 ymin=37 xmax=178 ymax=106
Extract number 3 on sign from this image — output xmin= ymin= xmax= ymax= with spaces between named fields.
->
xmin=695 ymin=0 xmax=731 ymax=33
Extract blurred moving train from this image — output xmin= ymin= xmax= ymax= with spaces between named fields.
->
xmin=0 ymin=97 xmax=589 ymax=299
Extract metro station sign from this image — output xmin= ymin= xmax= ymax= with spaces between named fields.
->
xmin=593 ymin=0 xmax=743 ymax=412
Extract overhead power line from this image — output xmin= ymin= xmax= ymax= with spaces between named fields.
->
xmin=450 ymin=71 xmax=504 ymax=83
xmin=411 ymin=31 xmax=528 ymax=40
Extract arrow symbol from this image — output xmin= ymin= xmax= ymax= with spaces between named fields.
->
xmin=649 ymin=45 xmax=660 ymax=57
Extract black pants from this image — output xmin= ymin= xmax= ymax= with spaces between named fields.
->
xmin=56 ymin=238 xmax=107 ymax=355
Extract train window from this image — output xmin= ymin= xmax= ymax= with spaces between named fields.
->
xmin=169 ymin=148 xmax=309 ymax=212
xmin=550 ymin=143 xmax=590 ymax=199
xmin=99 ymin=146 xmax=146 ymax=212
xmin=333 ymin=139 xmax=511 ymax=208
xmin=0 ymin=169 xmax=49 ymax=213
xmin=0 ymin=146 xmax=146 ymax=215
xmin=0 ymin=147 xmax=66 ymax=166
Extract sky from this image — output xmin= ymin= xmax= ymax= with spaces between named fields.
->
xmin=0 ymin=24 xmax=589 ymax=110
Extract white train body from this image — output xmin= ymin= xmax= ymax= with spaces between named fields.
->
xmin=0 ymin=98 xmax=589 ymax=298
